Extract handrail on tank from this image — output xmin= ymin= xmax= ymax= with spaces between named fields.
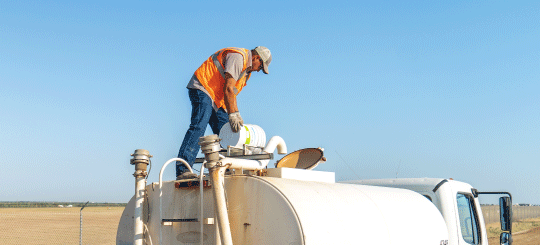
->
xmin=158 ymin=157 xmax=193 ymax=245
xmin=198 ymin=161 xmax=206 ymax=245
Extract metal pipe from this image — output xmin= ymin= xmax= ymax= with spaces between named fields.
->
xmin=198 ymin=135 xmax=233 ymax=245
xmin=215 ymin=221 xmax=222 ymax=245
xmin=210 ymin=166 xmax=233 ymax=245
xmin=131 ymin=149 xmax=152 ymax=245
xmin=220 ymin=157 xmax=265 ymax=170
xmin=264 ymin=136 xmax=287 ymax=155
xmin=135 ymin=175 xmax=146 ymax=245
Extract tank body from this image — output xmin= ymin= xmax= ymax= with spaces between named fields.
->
xmin=118 ymin=174 xmax=449 ymax=245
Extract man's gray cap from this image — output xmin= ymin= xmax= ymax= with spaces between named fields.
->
xmin=254 ymin=46 xmax=271 ymax=74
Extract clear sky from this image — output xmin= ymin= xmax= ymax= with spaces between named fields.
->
xmin=1 ymin=1 xmax=538 ymax=204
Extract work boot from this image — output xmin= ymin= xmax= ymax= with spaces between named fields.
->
xmin=176 ymin=172 xmax=198 ymax=180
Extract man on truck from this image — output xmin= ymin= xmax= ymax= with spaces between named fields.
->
xmin=176 ymin=46 xmax=272 ymax=180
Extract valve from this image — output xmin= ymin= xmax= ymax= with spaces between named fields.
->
xmin=130 ymin=149 xmax=152 ymax=177
xmin=199 ymin=135 xmax=221 ymax=168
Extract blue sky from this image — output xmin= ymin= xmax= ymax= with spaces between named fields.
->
xmin=1 ymin=1 xmax=538 ymax=204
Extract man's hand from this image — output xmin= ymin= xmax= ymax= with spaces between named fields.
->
xmin=228 ymin=112 xmax=243 ymax=133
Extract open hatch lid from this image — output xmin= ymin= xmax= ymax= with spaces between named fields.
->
xmin=275 ymin=148 xmax=325 ymax=170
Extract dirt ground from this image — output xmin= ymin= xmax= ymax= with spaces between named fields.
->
xmin=0 ymin=207 xmax=124 ymax=245
xmin=488 ymin=226 xmax=540 ymax=245
xmin=486 ymin=217 xmax=540 ymax=245
xmin=1 ymin=207 xmax=539 ymax=244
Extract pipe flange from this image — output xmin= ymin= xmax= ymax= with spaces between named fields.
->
xmin=200 ymin=143 xmax=221 ymax=154
xmin=133 ymin=170 xmax=148 ymax=177
xmin=199 ymin=135 xmax=221 ymax=153
xmin=205 ymin=160 xmax=218 ymax=169
xmin=199 ymin=135 xmax=222 ymax=164
xmin=130 ymin=149 xmax=152 ymax=165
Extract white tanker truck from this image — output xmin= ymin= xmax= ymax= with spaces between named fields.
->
xmin=342 ymin=178 xmax=513 ymax=245
xmin=116 ymin=129 xmax=511 ymax=245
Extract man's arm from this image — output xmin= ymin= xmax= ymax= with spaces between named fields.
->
xmin=223 ymin=72 xmax=244 ymax=132
xmin=223 ymin=72 xmax=239 ymax=113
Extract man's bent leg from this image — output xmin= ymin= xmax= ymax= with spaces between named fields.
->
xmin=177 ymin=89 xmax=214 ymax=177
xmin=209 ymin=108 xmax=230 ymax=135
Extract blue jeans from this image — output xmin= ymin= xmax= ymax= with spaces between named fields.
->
xmin=177 ymin=89 xmax=229 ymax=176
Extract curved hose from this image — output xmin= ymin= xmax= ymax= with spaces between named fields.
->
xmin=158 ymin=157 xmax=193 ymax=245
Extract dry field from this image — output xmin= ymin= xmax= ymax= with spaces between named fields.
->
xmin=0 ymin=207 xmax=124 ymax=245
xmin=488 ymin=226 xmax=540 ymax=245
xmin=1 ymin=207 xmax=539 ymax=245
xmin=487 ymin=217 xmax=540 ymax=245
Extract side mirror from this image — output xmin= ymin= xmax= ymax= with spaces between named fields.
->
xmin=500 ymin=196 xmax=512 ymax=232
xmin=500 ymin=232 xmax=512 ymax=245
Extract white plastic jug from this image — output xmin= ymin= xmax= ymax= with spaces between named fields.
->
xmin=219 ymin=123 xmax=266 ymax=149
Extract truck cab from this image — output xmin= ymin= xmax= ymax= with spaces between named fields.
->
xmin=342 ymin=178 xmax=512 ymax=245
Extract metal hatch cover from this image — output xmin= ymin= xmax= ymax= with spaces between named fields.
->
xmin=275 ymin=148 xmax=326 ymax=170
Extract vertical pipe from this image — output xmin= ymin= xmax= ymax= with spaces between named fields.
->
xmin=210 ymin=166 xmax=233 ymax=245
xmin=215 ymin=219 xmax=222 ymax=245
xmin=134 ymin=175 xmax=146 ymax=245
xmin=131 ymin=149 xmax=152 ymax=245
xmin=199 ymin=135 xmax=233 ymax=245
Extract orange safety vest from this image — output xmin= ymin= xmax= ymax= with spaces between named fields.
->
xmin=194 ymin=47 xmax=252 ymax=109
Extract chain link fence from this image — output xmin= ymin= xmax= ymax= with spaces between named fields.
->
xmin=0 ymin=206 xmax=124 ymax=245
xmin=2 ymin=203 xmax=539 ymax=244
xmin=481 ymin=205 xmax=540 ymax=224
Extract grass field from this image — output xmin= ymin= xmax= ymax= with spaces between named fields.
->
xmin=0 ymin=207 xmax=124 ymax=245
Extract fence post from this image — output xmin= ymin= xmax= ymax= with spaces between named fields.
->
xmin=80 ymin=201 xmax=89 ymax=245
